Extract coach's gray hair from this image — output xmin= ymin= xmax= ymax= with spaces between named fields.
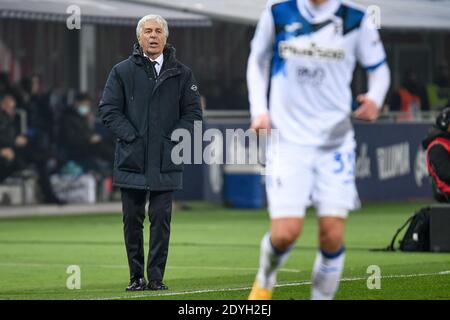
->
xmin=136 ymin=15 xmax=169 ymax=40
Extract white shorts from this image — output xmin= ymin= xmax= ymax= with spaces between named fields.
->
xmin=265 ymin=139 xmax=360 ymax=219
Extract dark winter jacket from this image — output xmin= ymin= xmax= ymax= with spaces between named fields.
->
xmin=98 ymin=44 xmax=202 ymax=191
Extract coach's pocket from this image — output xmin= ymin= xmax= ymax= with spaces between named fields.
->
xmin=160 ymin=136 xmax=184 ymax=173
xmin=117 ymin=137 xmax=145 ymax=173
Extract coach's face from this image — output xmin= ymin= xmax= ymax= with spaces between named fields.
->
xmin=138 ymin=20 xmax=167 ymax=59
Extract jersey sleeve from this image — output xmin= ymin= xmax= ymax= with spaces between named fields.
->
xmin=356 ymin=14 xmax=387 ymax=71
xmin=247 ymin=1 xmax=275 ymax=119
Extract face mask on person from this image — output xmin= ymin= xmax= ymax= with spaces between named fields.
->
xmin=77 ymin=105 xmax=90 ymax=116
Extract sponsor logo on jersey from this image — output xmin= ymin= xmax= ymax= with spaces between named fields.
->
xmin=279 ymin=41 xmax=345 ymax=61
xmin=296 ymin=66 xmax=326 ymax=85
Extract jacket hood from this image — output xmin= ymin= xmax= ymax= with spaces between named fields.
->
xmin=422 ymin=125 xmax=450 ymax=149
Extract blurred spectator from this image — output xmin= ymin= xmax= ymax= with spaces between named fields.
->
xmin=19 ymin=75 xmax=55 ymax=161
xmin=389 ymin=70 xmax=427 ymax=120
xmin=60 ymin=92 xmax=114 ymax=174
xmin=0 ymin=94 xmax=64 ymax=204
xmin=0 ymin=94 xmax=19 ymax=182
xmin=426 ymin=65 xmax=450 ymax=111
xmin=0 ymin=72 xmax=12 ymax=96
xmin=0 ymin=72 xmax=24 ymax=106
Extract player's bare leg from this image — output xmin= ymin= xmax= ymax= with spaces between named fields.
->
xmin=311 ymin=216 xmax=346 ymax=300
xmin=249 ymin=218 xmax=303 ymax=300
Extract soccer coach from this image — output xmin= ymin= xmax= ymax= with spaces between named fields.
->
xmin=98 ymin=14 xmax=202 ymax=291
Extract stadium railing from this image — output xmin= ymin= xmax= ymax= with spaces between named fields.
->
xmin=203 ymin=110 xmax=440 ymax=123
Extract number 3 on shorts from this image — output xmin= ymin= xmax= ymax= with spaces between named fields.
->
xmin=333 ymin=151 xmax=355 ymax=178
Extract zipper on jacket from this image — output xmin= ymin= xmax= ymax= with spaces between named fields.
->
xmin=152 ymin=68 xmax=179 ymax=95
xmin=143 ymin=67 xmax=179 ymax=190
xmin=145 ymin=97 xmax=150 ymax=190
xmin=144 ymin=70 xmax=158 ymax=191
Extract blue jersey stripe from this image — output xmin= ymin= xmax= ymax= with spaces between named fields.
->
xmin=335 ymin=3 xmax=365 ymax=35
xmin=364 ymin=58 xmax=386 ymax=71
xmin=271 ymin=0 xmax=312 ymax=76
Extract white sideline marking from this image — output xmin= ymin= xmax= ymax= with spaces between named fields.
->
xmin=100 ymin=264 xmax=301 ymax=273
xmin=89 ymin=270 xmax=450 ymax=300
xmin=0 ymin=262 xmax=299 ymax=273
xmin=0 ymin=203 xmax=122 ymax=218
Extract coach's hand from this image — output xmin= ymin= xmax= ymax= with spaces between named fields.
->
xmin=352 ymin=95 xmax=380 ymax=122
xmin=250 ymin=113 xmax=271 ymax=133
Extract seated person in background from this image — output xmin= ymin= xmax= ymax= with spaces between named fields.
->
xmin=19 ymin=75 xmax=55 ymax=155
xmin=0 ymin=72 xmax=12 ymax=97
xmin=426 ymin=65 xmax=450 ymax=111
xmin=0 ymin=94 xmax=18 ymax=182
xmin=0 ymin=94 xmax=64 ymax=204
xmin=422 ymin=106 xmax=450 ymax=202
xmin=60 ymin=93 xmax=114 ymax=173
xmin=390 ymin=70 xmax=427 ymax=120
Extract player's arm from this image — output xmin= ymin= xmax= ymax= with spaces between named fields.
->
xmin=353 ymin=14 xmax=391 ymax=122
xmin=247 ymin=2 xmax=275 ymax=131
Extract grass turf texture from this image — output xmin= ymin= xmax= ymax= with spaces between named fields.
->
xmin=0 ymin=202 xmax=449 ymax=300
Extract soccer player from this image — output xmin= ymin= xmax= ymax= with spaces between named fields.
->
xmin=247 ymin=0 xmax=390 ymax=300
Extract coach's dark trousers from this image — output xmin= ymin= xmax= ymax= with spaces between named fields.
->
xmin=121 ymin=188 xmax=172 ymax=281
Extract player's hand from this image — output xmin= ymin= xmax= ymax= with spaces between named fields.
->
xmin=250 ymin=113 xmax=271 ymax=133
xmin=352 ymin=95 xmax=380 ymax=122
xmin=0 ymin=148 xmax=15 ymax=161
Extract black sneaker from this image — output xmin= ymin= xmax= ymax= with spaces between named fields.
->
xmin=125 ymin=278 xmax=147 ymax=291
xmin=146 ymin=280 xmax=168 ymax=291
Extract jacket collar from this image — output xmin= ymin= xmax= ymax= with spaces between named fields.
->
xmin=144 ymin=52 xmax=164 ymax=67
xmin=130 ymin=43 xmax=178 ymax=70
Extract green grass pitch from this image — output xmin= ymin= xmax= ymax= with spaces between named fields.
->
xmin=0 ymin=202 xmax=449 ymax=300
